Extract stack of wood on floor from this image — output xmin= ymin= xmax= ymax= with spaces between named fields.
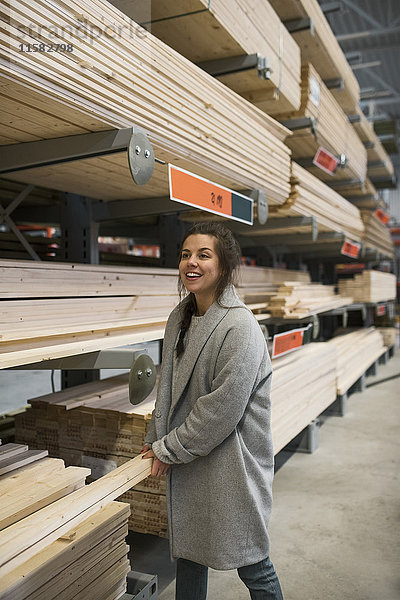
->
xmin=269 ymin=0 xmax=360 ymax=114
xmin=268 ymin=161 xmax=364 ymax=240
xmin=148 ymin=0 xmax=301 ymax=115
xmin=268 ymin=282 xmax=353 ymax=318
xmin=271 ymin=343 xmax=337 ymax=453
xmin=0 ymin=259 xmax=179 ymax=369
xmin=14 ymin=379 xmax=168 ymax=538
xmin=236 ymin=265 xmax=310 ymax=310
xmin=275 ymin=65 xmax=367 ymax=184
xmin=326 ymin=329 xmax=385 ymax=396
xmin=0 ymin=442 xmax=151 ymax=600
xmin=338 ymin=270 xmax=397 ymax=303
xmin=350 ymin=108 xmax=395 ymax=180
xmin=3 ymin=0 xmax=291 ymax=207
xmin=360 ymin=211 xmax=395 ymax=258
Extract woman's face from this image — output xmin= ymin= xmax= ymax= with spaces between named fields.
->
xmin=179 ymin=234 xmax=221 ymax=299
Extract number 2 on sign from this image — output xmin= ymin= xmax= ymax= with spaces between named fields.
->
xmin=210 ymin=192 xmax=223 ymax=208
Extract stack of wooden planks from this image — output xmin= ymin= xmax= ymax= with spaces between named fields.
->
xmin=271 ymin=342 xmax=337 ymax=453
xmin=326 ymin=328 xmax=385 ymax=395
xmin=236 ymin=265 xmax=310 ymax=306
xmin=0 ymin=443 xmax=48 ymax=476
xmin=148 ymin=0 xmax=301 ymax=115
xmin=268 ymin=162 xmax=364 ymax=240
xmin=338 ymin=271 xmax=396 ymax=303
xmin=0 ymin=443 xmax=148 ymax=600
xmin=0 ymin=260 xmax=180 ymax=369
xmin=0 ymin=260 xmax=314 ymax=368
xmin=276 ymin=65 xmax=367 ymax=184
xmin=2 ymin=0 xmax=292 ymax=206
xmin=268 ymin=282 xmax=353 ymax=318
xmin=269 ymin=0 xmax=360 ymax=114
xmin=14 ymin=379 xmax=168 ymax=537
xmin=350 ymin=108 xmax=395 ymax=180
xmin=360 ymin=211 xmax=395 ymax=258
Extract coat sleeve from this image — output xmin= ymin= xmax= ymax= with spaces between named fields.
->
xmin=151 ymin=319 xmax=270 ymax=464
xmin=143 ymin=413 xmax=156 ymax=448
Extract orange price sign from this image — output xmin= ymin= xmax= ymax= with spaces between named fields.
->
xmin=341 ymin=239 xmax=361 ymax=258
xmin=313 ymin=147 xmax=339 ymax=175
xmin=169 ymin=164 xmax=253 ymax=225
xmin=374 ymin=208 xmax=390 ymax=225
xmin=272 ymin=328 xmax=305 ymax=359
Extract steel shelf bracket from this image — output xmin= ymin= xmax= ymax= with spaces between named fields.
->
xmin=0 ymin=127 xmax=156 ymax=185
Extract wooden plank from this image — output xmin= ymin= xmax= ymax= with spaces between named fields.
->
xmin=0 ymin=458 xmax=65 ymax=491
xmin=0 ymin=502 xmax=129 ymax=600
xmin=0 ymin=444 xmax=28 ymax=460
xmin=0 ymin=450 xmax=48 ymax=476
xmin=0 ymin=466 xmax=91 ymax=530
xmin=0 ymin=454 xmax=151 ymax=576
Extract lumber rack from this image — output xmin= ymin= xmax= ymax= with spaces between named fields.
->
xmin=197 ymin=53 xmax=271 ymax=80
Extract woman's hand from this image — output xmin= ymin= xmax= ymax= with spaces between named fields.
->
xmin=141 ymin=446 xmax=170 ymax=477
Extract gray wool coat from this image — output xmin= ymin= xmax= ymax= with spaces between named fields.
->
xmin=144 ymin=284 xmax=274 ymax=570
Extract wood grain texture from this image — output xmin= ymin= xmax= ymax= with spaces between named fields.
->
xmin=2 ymin=0 xmax=291 ymax=206
xmin=269 ymin=0 xmax=359 ymax=113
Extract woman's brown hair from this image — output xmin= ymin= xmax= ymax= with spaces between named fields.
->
xmin=176 ymin=222 xmax=241 ymax=357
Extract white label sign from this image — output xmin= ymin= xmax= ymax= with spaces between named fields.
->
xmin=309 ymin=75 xmax=320 ymax=107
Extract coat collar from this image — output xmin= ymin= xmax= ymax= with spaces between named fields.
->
xmin=169 ymin=284 xmax=245 ymax=414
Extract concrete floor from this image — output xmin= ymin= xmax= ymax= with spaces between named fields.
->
xmin=149 ymin=352 xmax=400 ymax=600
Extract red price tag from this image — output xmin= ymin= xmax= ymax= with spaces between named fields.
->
xmin=374 ymin=209 xmax=390 ymax=225
xmin=313 ymin=147 xmax=339 ymax=175
xmin=376 ymin=304 xmax=386 ymax=316
xmin=341 ymin=240 xmax=361 ymax=258
xmin=272 ymin=329 xmax=304 ymax=358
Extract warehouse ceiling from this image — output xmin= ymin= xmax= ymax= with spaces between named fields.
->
xmin=318 ymin=0 xmax=400 ymax=176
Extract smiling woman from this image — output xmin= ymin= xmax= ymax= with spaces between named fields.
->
xmin=141 ymin=222 xmax=283 ymax=600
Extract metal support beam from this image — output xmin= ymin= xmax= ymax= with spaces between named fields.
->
xmin=323 ymin=78 xmax=344 ymax=91
xmin=0 ymin=184 xmax=40 ymax=260
xmin=11 ymin=349 xmax=145 ymax=370
xmin=336 ymin=25 xmax=400 ymax=42
xmin=284 ymin=17 xmax=314 ymax=35
xmin=369 ymin=175 xmax=397 ymax=189
xmin=0 ymin=128 xmax=156 ymax=185
xmin=368 ymin=160 xmax=386 ymax=168
xmin=197 ymin=54 xmax=271 ymax=80
xmin=93 ymin=196 xmax=194 ymax=222
xmin=61 ymin=193 xmax=99 ymax=264
xmin=347 ymin=114 xmax=361 ymax=124
xmin=328 ymin=178 xmax=364 ymax=190
xmin=352 ymin=61 xmax=381 ymax=71
xmin=279 ymin=117 xmax=317 ymax=132
xmin=320 ymin=2 xmax=342 ymax=15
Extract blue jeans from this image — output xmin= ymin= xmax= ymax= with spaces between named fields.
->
xmin=175 ymin=556 xmax=283 ymax=600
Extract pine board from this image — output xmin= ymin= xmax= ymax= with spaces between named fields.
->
xmin=0 ymin=454 xmax=151 ymax=576
xmin=0 ymin=502 xmax=130 ymax=600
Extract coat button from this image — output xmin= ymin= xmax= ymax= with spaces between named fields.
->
xmin=155 ymin=410 xmax=162 ymax=418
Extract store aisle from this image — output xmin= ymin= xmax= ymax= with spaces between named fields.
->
xmin=158 ymin=351 xmax=400 ymax=600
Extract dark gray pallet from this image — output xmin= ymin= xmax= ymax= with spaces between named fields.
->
xmin=119 ymin=571 xmax=158 ymax=600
